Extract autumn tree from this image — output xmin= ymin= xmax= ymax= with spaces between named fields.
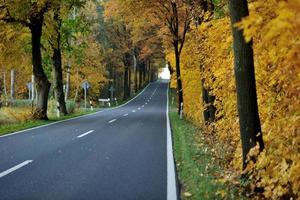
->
xmin=228 ymin=0 xmax=264 ymax=169
xmin=0 ymin=22 xmax=31 ymax=101
xmin=0 ymin=0 xmax=52 ymax=119
xmin=46 ymin=2 xmax=68 ymax=115
xmin=105 ymin=0 xmax=191 ymax=113
xmin=45 ymin=0 xmax=87 ymax=115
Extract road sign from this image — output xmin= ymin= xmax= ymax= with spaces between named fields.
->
xmin=81 ymin=81 xmax=90 ymax=110
xmin=81 ymin=81 xmax=90 ymax=90
xmin=109 ymin=85 xmax=115 ymax=92
xmin=26 ymin=82 xmax=32 ymax=90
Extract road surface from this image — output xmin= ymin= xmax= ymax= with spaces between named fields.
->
xmin=0 ymin=80 xmax=177 ymax=200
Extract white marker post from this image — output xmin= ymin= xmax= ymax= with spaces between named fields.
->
xmin=26 ymin=82 xmax=32 ymax=100
xmin=81 ymin=81 xmax=90 ymax=111
xmin=180 ymin=102 xmax=183 ymax=119
xmin=31 ymin=74 xmax=35 ymax=101
xmin=56 ymin=101 xmax=60 ymax=118
xmin=90 ymin=100 xmax=94 ymax=111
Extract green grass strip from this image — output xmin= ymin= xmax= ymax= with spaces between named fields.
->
xmin=169 ymin=91 xmax=245 ymax=200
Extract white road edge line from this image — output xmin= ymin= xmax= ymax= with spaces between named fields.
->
xmin=108 ymin=119 xmax=117 ymax=124
xmin=0 ymin=160 xmax=33 ymax=178
xmin=0 ymin=83 xmax=152 ymax=138
xmin=123 ymin=114 xmax=129 ymax=117
xmin=166 ymin=84 xmax=178 ymax=200
xmin=77 ymin=130 xmax=94 ymax=138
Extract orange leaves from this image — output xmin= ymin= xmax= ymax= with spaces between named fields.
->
xmin=169 ymin=0 xmax=300 ymax=199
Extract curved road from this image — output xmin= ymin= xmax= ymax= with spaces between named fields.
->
xmin=0 ymin=80 xmax=177 ymax=200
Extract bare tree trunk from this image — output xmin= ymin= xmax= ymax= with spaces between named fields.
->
xmin=30 ymin=18 xmax=51 ymax=120
xmin=173 ymin=42 xmax=184 ymax=115
xmin=10 ymin=69 xmax=14 ymax=100
xmin=51 ymin=8 xmax=68 ymax=115
xmin=133 ymin=54 xmax=138 ymax=93
xmin=3 ymin=71 xmax=7 ymax=98
xmin=229 ymin=0 xmax=264 ymax=170
xmin=74 ymin=68 xmax=80 ymax=102
xmin=65 ymin=64 xmax=70 ymax=101
xmin=129 ymin=65 xmax=132 ymax=97
xmin=123 ymin=66 xmax=129 ymax=100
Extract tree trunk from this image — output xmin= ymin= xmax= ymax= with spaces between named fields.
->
xmin=52 ymin=10 xmax=68 ymax=115
xmin=30 ymin=19 xmax=51 ymax=120
xmin=65 ymin=64 xmax=70 ymax=101
xmin=201 ymin=79 xmax=216 ymax=123
xmin=123 ymin=66 xmax=129 ymax=100
xmin=10 ymin=69 xmax=14 ymax=100
xmin=133 ymin=54 xmax=138 ymax=93
xmin=229 ymin=0 xmax=264 ymax=169
xmin=139 ymin=62 xmax=143 ymax=89
xmin=3 ymin=71 xmax=7 ymax=97
xmin=74 ymin=68 xmax=80 ymax=102
xmin=143 ymin=61 xmax=146 ymax=86
xmin=129 ymin=65 xmax=132 ymax=97
xmin=147 ymin=59 xmax=151 ymax=83
xmin=173 ymin=42 xmax=184 ymax=115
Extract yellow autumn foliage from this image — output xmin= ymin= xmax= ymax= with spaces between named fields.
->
xmin=168 ymin=0 xmax=300 ymax=199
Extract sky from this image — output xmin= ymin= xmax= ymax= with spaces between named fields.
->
xmin=159 ymin=66 xmax=170 ymax=80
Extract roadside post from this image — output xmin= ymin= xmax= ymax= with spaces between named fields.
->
xmin=81 ymin=81 xmax=90 ymax=111
xmin=109 ymin=85 xmax=115 ymax=105
xmin=56 ymin=102 xmax=60 ymax=118
xmin=90 ymin=100 xmax=94 ymax=111
xmin=31 ymin=74 xmax=35 ymax=101
xmin=26 ymin=82 xmax=32 ymax=100
xmin=180 ymin=102 xmax=183 ymax=119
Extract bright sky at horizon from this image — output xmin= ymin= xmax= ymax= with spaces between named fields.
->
xmin=159 ymin=66 xmax=170 ymax=80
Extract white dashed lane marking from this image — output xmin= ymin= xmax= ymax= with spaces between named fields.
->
xmin=108 ymin=119 xmax=117 ymax=124
xmin=0 ymin=160 xmax=33 ymax=178
xmin=77 ymin=130 xmax=94 ymax=138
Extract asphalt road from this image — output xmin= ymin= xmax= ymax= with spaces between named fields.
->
xmin=0 ymin=80 xmax=177 ymax=200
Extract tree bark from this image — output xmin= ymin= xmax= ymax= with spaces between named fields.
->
xmin=74 ymin=68 xmax=80 ymax=102
xmin=229 ymin=0 xmax=264 ymax=169
xmin=51 ymin=9 xmax=68 ymax=115
xmin=147 ymin=59 xmax=151 ymax=83
xmin=10 ymin=69 xmax=14 ymax=100
xmin=173 ymin=42 xmax=184 ymax=115
xmin=133 ymin=54 xmax=138 ymax=93
xmin=138 ymin=62 xmax=143 ymax=89
xmin=65 ymin=64 xmax=70 ymax=101
xmin=30 ymin=18 xmax=51 ymax=120
xmin=129 ymin=65 xmax=132 ymax=97
xmin=201 ymin=78 xmax=216 ymax=123
xmin=3 ymin=71 xmax=7 ymax=97
xmin=123 ymin=66 xmax=129 ymax=100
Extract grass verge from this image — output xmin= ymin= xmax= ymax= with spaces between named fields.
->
xmin=0 ymin=110 xmax=98 ymax=136
xmin=169 ymin=90 xmax=246 ymax=200
xmin=0 ymin=83 xmax=149 ymax=136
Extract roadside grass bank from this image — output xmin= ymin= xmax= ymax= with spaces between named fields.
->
xmin=0 ymin=83 xmax=149 ymax=136
xmin=0 ymin=109 xmax=98 ymax=136
xmin=169 ymin=90 xmax=246 ymax=200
